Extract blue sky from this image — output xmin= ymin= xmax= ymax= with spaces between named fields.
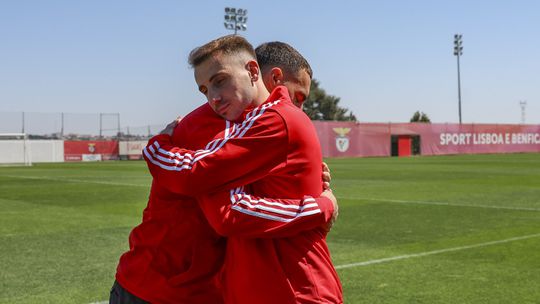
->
xmin=1 ymin=0 xmax=539 ymax=132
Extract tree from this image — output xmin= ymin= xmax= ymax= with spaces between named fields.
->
xmin=303 ymin=79 xmax=357 ymax=121
xmin=410 ymin=111 xmax=431 ymax=123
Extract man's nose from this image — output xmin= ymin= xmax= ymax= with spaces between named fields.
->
xmin=209 ymin=94 xmax=222 ymax=108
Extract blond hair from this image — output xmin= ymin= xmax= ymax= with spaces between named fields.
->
xmin=188 ymin=35 xmax=256 ymax=68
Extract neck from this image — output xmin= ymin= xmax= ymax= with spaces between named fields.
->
xmin=251 ymin=80 xmax=270 ymax=107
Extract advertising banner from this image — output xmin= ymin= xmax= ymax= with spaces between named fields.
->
xmin=401 ymin=123 xmax=540 ymax=156
xmin=60 ymin=124 xmax=539 ymax=160
xmin=312 ymin=122 xmax=540 ymax=158
xmin=119 ymin=140 xmax=147 ymax=160
xmin=64 ymin=140 xmax=119 ymax=161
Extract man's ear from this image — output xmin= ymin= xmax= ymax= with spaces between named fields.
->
xmin=270 ymin=67 xmax=284 ymax=85
xmin=246 ymin=60 xmax=260 ymax=82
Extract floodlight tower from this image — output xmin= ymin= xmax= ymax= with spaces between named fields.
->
xmin=519 ymin=100 xmax=527 ymax=124
xmin=224 ymin=7 xmax=248 ymax=35
xmin=453 ymin=34 xmax=463 ymax=124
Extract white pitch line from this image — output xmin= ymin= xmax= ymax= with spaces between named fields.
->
xmin=339 ymin=196 xmax=540 ymax=212
xmin=87 ymin=234 xmax=540 ymax=304
xmin=0 ymin=174 xmax=147 ymax=188
xmin=335 ymin=233 xmax=540 ymax=270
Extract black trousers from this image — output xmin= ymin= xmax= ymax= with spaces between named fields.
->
xmin=109 ymin=280 xmax=149 ymax=304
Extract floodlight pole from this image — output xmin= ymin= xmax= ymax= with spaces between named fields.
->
xmin=457 ymin=54 xmax=461 ymax=124
xmin=224 ymin=7 xmax=248 ymax=35
xmin=454 ymin=34 xmax=463 ymax=124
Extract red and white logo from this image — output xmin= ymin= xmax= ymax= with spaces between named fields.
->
xmin=333 ymin=128 xmax=351 ymax=152
xmin=88 ymin=143 xmax=96 ymax=153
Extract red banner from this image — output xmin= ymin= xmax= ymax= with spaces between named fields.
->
xmin=313 ymin=122 xmax=391 ymax=157
xmin=60 ymin=124 xmax=539 ymax=161
xmin=312 ymin=122 xmax=540 ymax=158
xmin=64 ymin=140 xmax=119 ymax=161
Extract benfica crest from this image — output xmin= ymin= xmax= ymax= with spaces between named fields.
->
xmin=333 ymin=127 xmax=351 ymax=152
xmin=88 ymin=143 xmax=96 ymax=153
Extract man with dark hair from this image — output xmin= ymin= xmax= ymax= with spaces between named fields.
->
xmin=144 ymin=35 xmax=342 ymax=303
xmin=256 ymin=41 xmax=313 ymax=107
xmin=111 ymin=36 xmax=341 ymax=304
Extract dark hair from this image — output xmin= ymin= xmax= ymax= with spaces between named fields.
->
xmin=188 ymin=35 xmax=256 ymax=68
xmin=255 ymin=41 xmax=313 ymax=78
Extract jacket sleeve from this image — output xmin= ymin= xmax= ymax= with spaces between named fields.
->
xmin=197 ymin=187 xmax=334 ymax=238
xmin=143 ymin=108 xmax=288 ymax=196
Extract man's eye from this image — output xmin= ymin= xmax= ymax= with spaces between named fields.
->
xmin=215 ymin=77 xmax=226 ymax=87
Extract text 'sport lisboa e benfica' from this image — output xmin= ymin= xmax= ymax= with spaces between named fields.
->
xmin=313 ymin=122 xmax=540 ymax=158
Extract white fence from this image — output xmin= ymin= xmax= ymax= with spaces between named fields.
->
xmin=0 ymin=140 xmax=64 ymax=164
xmin=29 ymin=140 xmax=65 ymax=163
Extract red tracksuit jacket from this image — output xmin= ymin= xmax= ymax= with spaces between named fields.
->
xmin=144 ymin=86 xmax=343 ymax=303
xmin=116 ymin=86 xmax=335 ymax=303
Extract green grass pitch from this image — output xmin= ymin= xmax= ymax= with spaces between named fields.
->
xmin=1 ymin=153 xmax=539 ymax=303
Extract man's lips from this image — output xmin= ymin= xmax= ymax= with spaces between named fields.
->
xmin=217 ymin=103 xmax=229 ymax=116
